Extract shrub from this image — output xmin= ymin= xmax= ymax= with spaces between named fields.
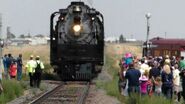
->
xmin=0 ymin=80 xmax=24 ymax=103
xmin=43 ymin=63 xmax=53 ymax=73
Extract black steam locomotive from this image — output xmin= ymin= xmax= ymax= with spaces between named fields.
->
xmin=50 ymin=1 xmax=104 ymax=80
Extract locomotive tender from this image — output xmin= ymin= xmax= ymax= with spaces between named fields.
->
xmin=50 ymin=1 xmax=104 ymax=80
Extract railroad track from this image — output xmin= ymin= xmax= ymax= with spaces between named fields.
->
xmin=29 ymin=81 xmax=90 ymax=104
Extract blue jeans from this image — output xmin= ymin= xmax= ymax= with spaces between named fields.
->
xmin=4 ymin=67 xmax=9 ymax=80
xmin=17 ymin=66 xmax=22 ymax=81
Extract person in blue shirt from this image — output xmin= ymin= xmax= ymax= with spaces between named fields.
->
xmin=125 ymin=63 xmax=141 ymax=96
xmin=17 ymin=54 xmax=23 ymax=81
xmin=161 ymin=64 xmax=173 ymax=99
xmin=2 ymin=54 xmax=8 ymax=79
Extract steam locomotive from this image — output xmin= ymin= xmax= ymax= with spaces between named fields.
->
xmin=50 ymin=1 xmax=104 ymax=80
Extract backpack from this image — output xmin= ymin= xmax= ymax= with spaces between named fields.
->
xmin=35 ymin=62 xmax=42 ymax=73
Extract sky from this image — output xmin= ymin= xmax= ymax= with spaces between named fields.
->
xmin=1 ymin=0 xmax=185 ymax=40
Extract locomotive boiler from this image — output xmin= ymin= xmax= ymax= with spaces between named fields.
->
xmin=50 ymin=1 xmax=104 ymax=80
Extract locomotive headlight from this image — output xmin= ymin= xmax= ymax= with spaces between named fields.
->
xmin=91 ymin=17 xmax=95 ymax=21
xmin=73 ymin=25 xmax=81 ymax=32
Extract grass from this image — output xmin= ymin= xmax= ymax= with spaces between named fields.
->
xmin=0 ymin=80 xmax=25 ymax=104
xmin=96 ymin=53 xmax=125 ymax=103
xmin=125 ymin=93 xmax=172 ymax=104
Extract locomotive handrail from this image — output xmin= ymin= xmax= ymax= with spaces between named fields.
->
xmin=99 ymin=13 xmax=104 ymax=24
xmin=50 ymin=12 xmax=60 ymax=39
xmin=50 ymin=11 xmax=59 ymax=64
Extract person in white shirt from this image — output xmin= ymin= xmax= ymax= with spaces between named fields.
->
xmin=173 ymin=64 xmax=181 ymax=102
xmin=140 ymin=59 xmax=150 ymax=75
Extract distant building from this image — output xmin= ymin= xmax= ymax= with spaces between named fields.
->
xmin=9 ymin=39 xmax=31 ymax=46
xmin=27 ymin=37 xmax=48 ymax=45
xmin=126 ymin=38 xmax=137 ymax=42
xmin=144 ymin=37 xmax=185 ymax=57
xmin=8 ymin=36 xmax=50 ymax=46
xmin=105 ymin=37 xmax=118 ymax=42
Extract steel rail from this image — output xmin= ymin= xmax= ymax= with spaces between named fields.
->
xmin=28 ymin=83 xmax=63 ymax=104
xmin=77 ymin=82 xmax=90 ymax=104
xmin=29 ymin=81 xmax=90 ymax=104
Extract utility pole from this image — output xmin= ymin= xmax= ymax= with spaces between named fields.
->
xmin=0 ymin=13 xmax=3 ymax=71
xmin=0 ymin=14 xmax=2 ymax=36
xmin=145 ymin=13 xmax=151 ymax=57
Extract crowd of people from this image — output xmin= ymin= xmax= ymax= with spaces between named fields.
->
xmin=118 ymin=53 xmax=185 ymax=102
xmin=2 ymin=54 xmax=23 ymax=80
xmin=0 ymin=54 xmax=44 ymax=94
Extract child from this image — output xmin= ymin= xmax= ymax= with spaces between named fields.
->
xmin=147 ymin=79 xmax=153 ymax=97
xmin=139 ymin=71 xmax=149 ymax=95
xmin=153 ymin=76 xmax=162 ymax=96
xmin=9 ymin=61 xmax=17 ymax=79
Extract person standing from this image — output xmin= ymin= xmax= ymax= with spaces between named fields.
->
xmin=25 ymin=55 xmax=35 ymax=87
xmin=34 ymin=56 xmax=44 ymax=88
xmin=17 ymin=54 xmax=23 ymax=81
xmin=179 ymin=56 xmax=185 ymax=71
xmin=2 ymin=54 xmax=8 ymax=79
xmin=149 ymin=61 xmax=161 ymax=93
xmin=6 ymin=54 xmax=13 ymax=79
xmin=125 ymin=63 xmax=141 ymax=96
xmin=172 ymin=64 xmax=181 ymax=102
xmin=9 ymin=61 xmax=17 ymax=79
xmin=139 ymin=71 xmax=149 ymax=96
xmin=180 ymin=67 xmax=185 ymax=101
xmin=161 ymin=64 xmax=173 ymax=99
xmin=153 ymin=76 xmax=162 ymax=96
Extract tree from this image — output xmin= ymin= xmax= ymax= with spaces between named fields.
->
xmin=11 ymin=33 xmax=16 ymax=38
xmin=35 ymin=34 xmax=44 ymax=38
xmin=7 ymin=33 xmax=16 ymax=39
xmin=119 ymin=34 xmax=126 ymax=43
